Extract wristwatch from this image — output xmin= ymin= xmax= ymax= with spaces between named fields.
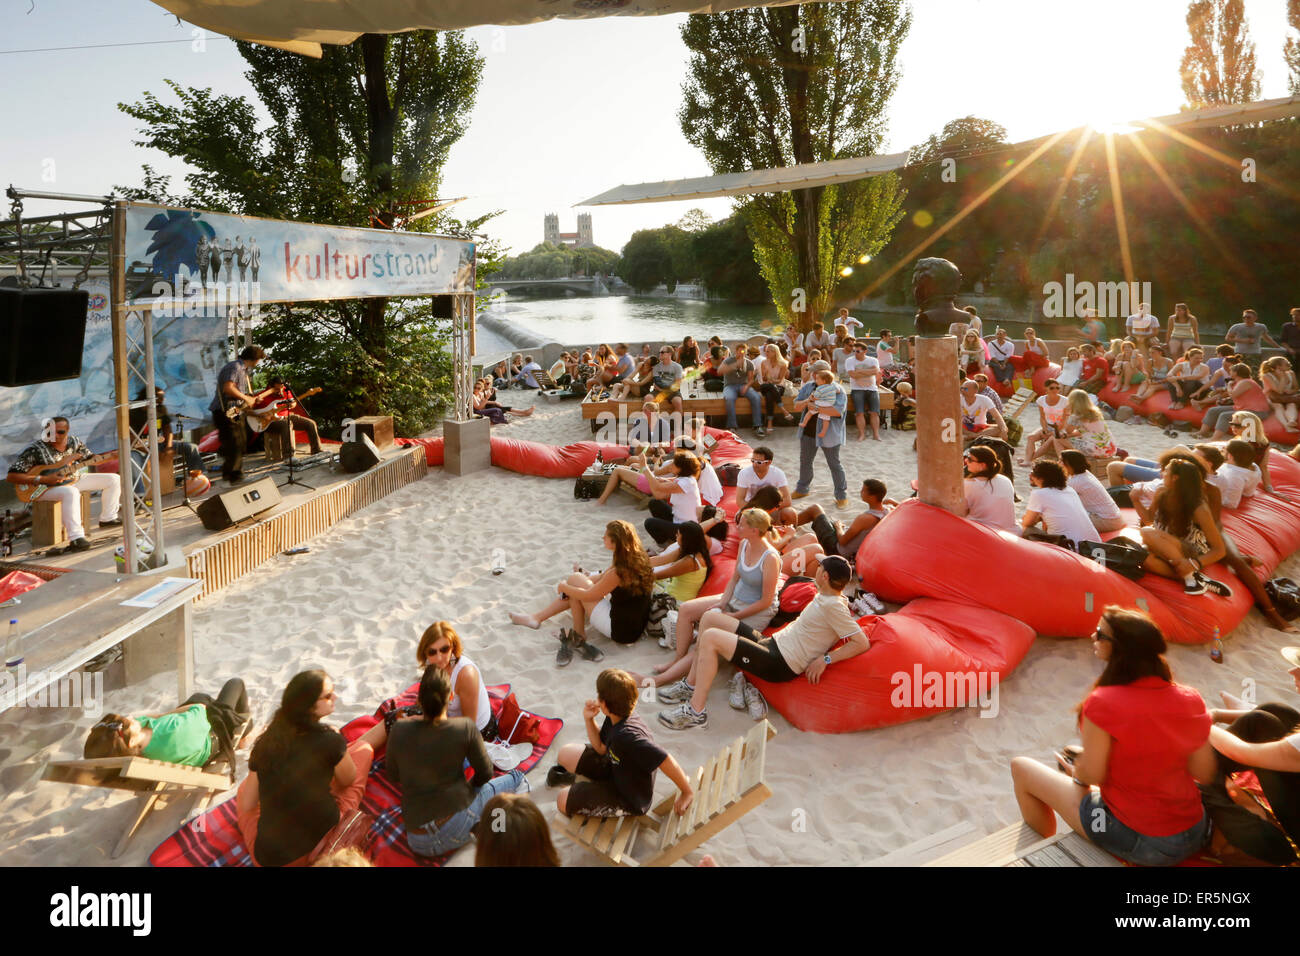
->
xmin=823 ymin=654 xmax=833 ymax=665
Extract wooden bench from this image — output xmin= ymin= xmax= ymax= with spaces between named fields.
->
xmin=925 ymin=821 xmax=1122 ymax=868
xmin=561 ymin=720 xmax=775 ymax=866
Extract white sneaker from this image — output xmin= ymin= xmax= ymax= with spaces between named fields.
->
xmin=485 ymin=740 xmax=534 ymax=772
xmin=728 ymin=672 xmax=748 ymax=710
xmin=860 ymin=591 xmax=886 ymax=614
xmin=743 ymin=680 xmax=768 ymax=721
xmin=657 ymin=678 xmax=694 ymax=704
xmin=659 ymin=610 xmax=678 ymax=650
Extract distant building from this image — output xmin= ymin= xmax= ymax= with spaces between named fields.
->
xmin=544 ymin=212 xmax=593 ymax=249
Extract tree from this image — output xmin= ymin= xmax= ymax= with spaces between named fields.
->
xmin=1286 ymin=0 xmax=1300 ymax=95
xmin=619 ymin=229 xmax=678 ymax=292
xmin=117 ymin=32 xmax=488 ymax=434
xmin=908 ymin=116 xmax=1010 ymax=167
xmin=692 ymin=215 xmax=769 ymax=303
xmin=1180 ymin=0 xmax=1261 ymax=109
xmin=679 ymin=0 xmax=910 ymax=331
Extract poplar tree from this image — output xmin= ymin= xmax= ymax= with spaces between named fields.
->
xmin=1180 ymin=0 xmax=1261 ymax=109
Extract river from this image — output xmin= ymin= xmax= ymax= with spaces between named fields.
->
xmin=474 ymin=292 xmax=909 ymax=355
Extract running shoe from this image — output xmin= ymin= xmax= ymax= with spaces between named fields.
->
xmin=1195 ymin=572 xmax=1233 ymax=598
xmin=658 ymin=702 xmax=708 ymax=731
xmin=657 ymin=678 xmax=694 ymax=704
xmin=743 ymin=680 xmax=768 ymax=721
xmin=658 ymin=610 xmax=678 ymax=650
xmin=728 ymin=672 xmax=748 ymax=710
xmin=859 ymin=591 xmax=886 ymax=614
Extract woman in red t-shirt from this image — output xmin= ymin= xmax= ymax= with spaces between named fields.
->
xmin=1010 ymin=607 xmax=1216 ymax=865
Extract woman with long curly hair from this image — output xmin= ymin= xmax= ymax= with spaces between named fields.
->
xmin=236 ymin=669 xmax=374 ymax=867
xmin=1010 ymin=607 xmax=1215 ymax=865
xmin=510 ymin=520 xmax=654 ymax=665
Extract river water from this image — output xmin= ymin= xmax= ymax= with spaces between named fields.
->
xmin=475 ymin=293 xmax=909 ymax=355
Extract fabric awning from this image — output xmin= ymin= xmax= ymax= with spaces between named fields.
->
xmin=578 ymin=96 xmax=1300 ymax=206
xmin=576 ymin=151 xmax=912 ymax=206
xmin=149 ymin=0 xmax=848 ymax=57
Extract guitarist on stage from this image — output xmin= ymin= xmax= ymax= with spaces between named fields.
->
xmin=209 ymin=345 xmax=267 ymax=485
xmin=5 ymin=417 xmax=122 ymax=551
xmin=261 ymin=377 xmax=323 ymax=457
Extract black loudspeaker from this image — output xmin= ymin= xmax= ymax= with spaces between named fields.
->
xmin=339 ymin=435 xmax=381 ymax=473
xmin=0 ymin=287 xmax=90 ymax=387
xmin=195 ymin=476 xmax=282 ymax=531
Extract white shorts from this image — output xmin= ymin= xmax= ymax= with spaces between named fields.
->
xmin=588 ymin=596 xmax=613 ymax=637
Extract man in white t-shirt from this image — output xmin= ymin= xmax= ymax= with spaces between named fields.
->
xmin=845 ymin=342 xmax=882 ymax=441
xmin=959 ymin=378 xmax=1007 ymax=442
xmin=1021 ymin=379 xmax=1067 ymax=464
xmin=1220 ymin=441 xmax=1262 ymax=505
xmin=1021 ymin=459 xmax=1101 ymax=545
xmin=804 ymin=321 xmax=834 ymax=353
xmin=835 ymin=308 xmax=863 ymax=334
xmin=736 ymin=446 xmax=794 ymax=524
xmin=1165 ymin=347 xmax=1211 ymax=409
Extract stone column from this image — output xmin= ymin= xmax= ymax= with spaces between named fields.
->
xmin=915 ymin=335 xmax=965 ymax=514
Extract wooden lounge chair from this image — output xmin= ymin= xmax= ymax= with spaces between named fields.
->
xmin=42 ymin=717 xmax=250 ymax=858
xmin=561 ymin=720 xmax=775 ymax=866
xmin=1001 ymin=387 xmax=1038 ymax=420
xmin=533 ymin=368 xmax=560 ymax=391
xmin=924 ymin=820 xmax=1122 ymax=867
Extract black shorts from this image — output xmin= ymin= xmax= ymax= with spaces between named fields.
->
xmin=567 ymin=746 xmax=640 ymax=817
xmin=729 ymin=622 xmax=798 ymax=683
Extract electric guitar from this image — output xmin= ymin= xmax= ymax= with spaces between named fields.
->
xmin=237 ymin=387 xmax=323 ymax=434
xmin=13 ymin=450 xmax=116 ymax=503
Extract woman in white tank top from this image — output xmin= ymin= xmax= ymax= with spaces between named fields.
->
xmin=419 ymin=621 xmax=494 ymax=737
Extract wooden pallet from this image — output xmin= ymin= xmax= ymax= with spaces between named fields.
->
xmin=925 ymin=821 xmax=1122 ymax=867
xmin=561 ymin=720 xmax=775 ymax=866
xmin=1001 ymin=387 xmax=1038 ymax=420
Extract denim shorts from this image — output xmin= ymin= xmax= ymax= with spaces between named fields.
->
xmin=1079 ymin=791 xmax=1209 ymax=866
xmin=851 ymin=389 xmax=880 ymax=415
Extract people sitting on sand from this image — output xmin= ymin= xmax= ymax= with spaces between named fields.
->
xmin=1201 ymin=647 xmax=1300 ymax=865
xmin=1198 ymin=365 xmax=1268 ymax=439
xmin=639 ymin=451 xmax=704 ymax=549
xmin=551 ymin=669 xmax=694 ymax=819
xmin=85 ymin=678 xmax=252 ymax=768
xmin=782 ymin=477 xmax=898 ymax=567
xmin=735 ymin=446 xmax=795 ymax=525
xmin=237 ymin=670 xmax=375 ymax=867
xmin=1019 ymin=379 xmax=1067 ymax=465
xmin=1059 ymin=450 xmax=1126 ymax=533
xmin=651 ymin=520 xmax=712 ymax=605
xmin=474 ymin=380 xmax=534 ymax=425
xmin=649 ymin=508 xmax=781 ymax=675
xmin=1111 ymin=340 xmax=1146 ymax=393
xmin=1010 ymin=606 xmax=1215 ymax=866
xmin=1261 ymin=355 xmax=1300 ymax=431
xmin=963 ymin=446 xmax=1018 ymax=535
xmin=959 ymin=378 xmax=1008 ymax=442
xmin=475 ymin=793 xmax=560 ymax=866
xmin=1056 ymin=346 xmax=1083 ymax=389
xmin=972 ymin=373 xmax=1003 ymax=412
xmin=654 ymin=554 xmax=871 ymax=730
xmin=1076 ymin=343 xmax=1109 ymax=394
xmin=1224 ymin=411 xmax=1285 ymax=497
xmin=1021 ymin=459 xmax=1101 ymax=547
xmin=986 ymin=328 xmax=1016 ymax=385
xmin=1165 ymin=347 xmax=1211 ymax=410
xmin=1051 ymin=389 xmax=1116 ymax=460
xmin=385 ymin=666 xmax=528 ymax=859
xmin=1138 ymin=458 xmax=1232 ymax=597
xmin=510 ymin=520 xmax=653 ymax=665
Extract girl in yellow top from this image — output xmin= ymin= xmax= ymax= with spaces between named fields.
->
xmin=652 ymin=521 xmax=713 ymax=602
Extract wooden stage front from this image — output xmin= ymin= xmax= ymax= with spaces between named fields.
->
xmin=4 ymin=443 xmax=428 ymax=603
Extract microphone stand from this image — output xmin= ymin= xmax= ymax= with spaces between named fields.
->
xmin=277 ymin=391 xmax=316 ymax=491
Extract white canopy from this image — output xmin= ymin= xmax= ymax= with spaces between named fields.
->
xmin=578 ymin=96 xmax=1300 ymax=206
xmin=149 ymin=0 xmax=846 ymax=57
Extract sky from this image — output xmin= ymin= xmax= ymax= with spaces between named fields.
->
xmin=1 ymin=0 xmax=1295 ymax=256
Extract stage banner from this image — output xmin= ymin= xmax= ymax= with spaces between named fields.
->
xmin=122 ymin=203 xmax=477 ymax=308
xmin=0 ymin=277 xmax=227 ymax=468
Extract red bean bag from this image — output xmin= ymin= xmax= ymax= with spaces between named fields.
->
xmin=1031 ymin=364 xmax=1064 ymax=394
xmin=394 ymin=436 xmax=444 ymax=466
xmin=749 ymin=597 xmax=1035 ymax=733
xmin=1097 ymin=377 xmax=1300 ymax=442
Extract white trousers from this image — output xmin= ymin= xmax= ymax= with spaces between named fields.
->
xmin=42 ymin=472 xmax=121 ymax=540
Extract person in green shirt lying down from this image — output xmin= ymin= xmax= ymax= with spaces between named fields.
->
xmin=83 ymin=678 xmax=253 ymax=768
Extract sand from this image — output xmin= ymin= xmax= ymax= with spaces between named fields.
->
xmin=2 ymin=397 xmax=1298 ymax=867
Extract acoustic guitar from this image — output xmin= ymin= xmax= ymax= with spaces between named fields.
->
xmin=13 ymin=450 xmax=116 ymax=503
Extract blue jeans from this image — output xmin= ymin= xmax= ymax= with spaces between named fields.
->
xmin=724 ymin=384 xmax=762 ymax=429
xmin=796 ymin=434 xmax=848 ymax=501
xmin=405 ymin=769 xmax=528 ymax=858
xmin=1079 ymin=791 xmax=1209 ymax=866
xmin=1122 ymin=458 xmax=1161 ymax=482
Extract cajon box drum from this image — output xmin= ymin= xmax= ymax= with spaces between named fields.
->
xmin=351 ymin=415 xmax=394 ymax=450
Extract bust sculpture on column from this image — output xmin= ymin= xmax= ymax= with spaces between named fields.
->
xmin=912 ymin=257 xmax=969 ymax=337
xmin=910 ymin=256 xmax=967 ymax=514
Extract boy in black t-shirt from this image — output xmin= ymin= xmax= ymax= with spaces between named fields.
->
xmin=551 ymin=669 xmax=694 ymax=818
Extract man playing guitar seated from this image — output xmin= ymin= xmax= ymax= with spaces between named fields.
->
xmin=258 ymin=377 xmax=323 ymax=458
xmin=209 ymin=345 xmax=268 ymax=485
xmin=5 ymin=417 xmax=121 ymax=551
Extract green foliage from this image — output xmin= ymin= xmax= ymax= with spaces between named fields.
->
xmin=619 ymin=228 xmax=681 ymax=292
xmin=1286 ymin=0 xmax=1300 ymax=96
xmin=1180 ymin=0 xmax=1260 ymax=109
xmin=908 ymin=116 xmax=1010 ymax=167
xmin=679 ymin=0 xmax=911 ymax=329
xmin=116 ymin=31 xmax=487 ymax=435
xmin=496 ymin=242 xmax=620 ymax=280
xmin=691 ymin=215 xmax=768 ymax=303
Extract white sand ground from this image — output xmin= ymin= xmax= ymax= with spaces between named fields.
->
xmin=1 ymin=398 xmax=1298 ymax=867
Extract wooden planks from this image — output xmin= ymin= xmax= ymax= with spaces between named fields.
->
xmin=925 ymin=821 xmax=1124 ymax=867
xmin=1001 ymin=387 xmax=1038 ymax=420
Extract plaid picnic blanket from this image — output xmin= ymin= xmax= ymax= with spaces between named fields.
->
xmin=149 ymin=683 xmax=562 ymax=867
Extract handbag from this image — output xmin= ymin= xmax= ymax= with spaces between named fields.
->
xmin=716 ymin=462 xmax=742 ymax=486
xmin=497 ymin=693 xmax=542 ymax=745
xmin=703 ymin=377 xmax=724 ymax=393
xmin=1264 ymin=577 xmax=1300 ymax=620
xmin=1075 ymin=537 xmax=1150 ymax=581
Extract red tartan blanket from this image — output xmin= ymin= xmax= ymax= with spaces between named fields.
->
xmin=149 ymin=684 xmax=562 ymax=867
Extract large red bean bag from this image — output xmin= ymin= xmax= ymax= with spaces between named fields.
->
xmin=748 ymin=598 xmax=1035 ymax=733
xmin=395 ymin=436 xmax=444 ymax=466
xmin=1031 ymin=364 xmax=1064 ymax=394
xmin=1098 ymin=377 xmax=1300 ymax=442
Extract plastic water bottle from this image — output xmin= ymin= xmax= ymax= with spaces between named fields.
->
xmin=5 ymin=619 xmax=21 ymax=670
xmin=1209 ymin=626 xmax=1223 ymax=664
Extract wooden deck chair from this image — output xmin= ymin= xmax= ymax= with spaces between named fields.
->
xmin=533 ymin=368 xmax=560 ymax=391
xmin=1001 ymin=387 xmax=1038 ymax=420
xmin=42 ymin=716 xmax=251 ymax=858
xmin=561 ymin=720 xmax=775 ymax=866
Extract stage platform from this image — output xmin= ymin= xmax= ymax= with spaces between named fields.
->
xmin=4 ymin=442 xmax=428 ymax=603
